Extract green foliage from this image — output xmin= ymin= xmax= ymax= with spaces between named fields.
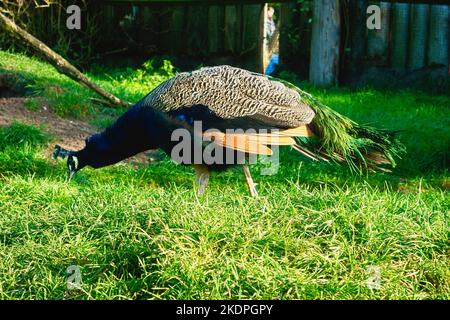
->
xmin=1 ymin=0 xmax=100 ymax=66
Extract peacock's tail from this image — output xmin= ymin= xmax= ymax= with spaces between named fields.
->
xmin=272 ymin=77 xmax=405 ymax=172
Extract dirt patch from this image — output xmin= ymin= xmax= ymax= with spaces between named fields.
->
xmin=0 ymin=97 xmax=157 ymax=165
xmin=0 ymin=97 xmax=95 ymax=152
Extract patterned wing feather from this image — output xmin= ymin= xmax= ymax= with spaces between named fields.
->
xmin=140 ymin=66 xmax=315 ymax=128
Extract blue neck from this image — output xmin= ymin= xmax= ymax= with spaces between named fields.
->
xmin=77 ymin=104 xmax=178 ymax=169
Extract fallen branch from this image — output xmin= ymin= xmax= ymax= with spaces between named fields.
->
xmin=0 ymin=11 xmax=131 ymax=108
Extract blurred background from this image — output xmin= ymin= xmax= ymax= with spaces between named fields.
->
xmin=1 ymin=0 xmax=449 ymax=92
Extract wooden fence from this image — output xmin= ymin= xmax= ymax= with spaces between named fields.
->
xmin=364 ymin=2 xmax=449 ymax=69
xmin=97 ymin=0 xmax=449 ymax=86
xmin=279 ymin=0 xmax=449 ymax=87
xmin=97 ymin=2 xmax=265 ymax=72
xmin=1 ymin=0 xmax=448 ymax=88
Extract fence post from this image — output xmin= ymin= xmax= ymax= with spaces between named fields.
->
xmin=171 ymin=6 xmax=185 ymax=55
xmin=391 ymin=3 xmax=411 ymax=72
xmin=242 ymin=4 xmax=264 ymax=73
xmin=428 ymin=5 xmax=449 ymax=67
xmin=224 ymin=5 xmax=237 ymax=53
xmin=367 ymin=2 xmax=391 ymax=63
xmin=408 ymin=4 xmax=429 ymax=70
xmin=208 ymin=5 xmax=220 ymax=54
xmin=349 ymin=0 xmax=367 ymax=63
xmin=309 ymin=0 xmax=341 ymax=86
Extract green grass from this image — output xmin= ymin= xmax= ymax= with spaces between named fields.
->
xmin=0 ymin=51 xmax=448 ymax=299
xmin=23 ymin=97 xmax=40 ymax=112
xmin=0 ymin=51 xmax=174 ymax=120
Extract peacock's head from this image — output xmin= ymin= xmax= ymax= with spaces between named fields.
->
xmin=53 ymin=145 xmax=85 ymax=180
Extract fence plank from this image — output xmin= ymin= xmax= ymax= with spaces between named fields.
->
xmin=367 ymin=2 xmax=391 ymax=62
xmin=208 ymin=5 xmax=220 ymax=53
xmin=185 ymin=6 xmax=207 ymax=55
xmin=428 ymin=5 xmax=449 ymax=66
xmin=224 ymin=5 xmax=237 ymax=53
xmin=391 ymin=3 xmax=411 ymax=71
xmin=309 ymin=0 xmax=341 ymax=86
xmin=349 ymin=0 xmax=367 ymax=62
xmin=242 ymin=4 xmax=263 ymax=72
xmin=171 ymin=6 xmax=186 ymax=54
xmin=159 ymin=7 xmax=175 ymax=53
xmin=408 ymin=4 xmax=429 ymax=70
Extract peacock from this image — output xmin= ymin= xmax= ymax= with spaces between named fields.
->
xmin=53 ymin=66 xmax=404 ymax=196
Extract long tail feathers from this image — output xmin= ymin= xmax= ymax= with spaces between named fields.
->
xmin=270 ymin=77 xmax=406 ymax=173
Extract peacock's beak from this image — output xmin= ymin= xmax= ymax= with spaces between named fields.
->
xmin=53 ymin=145 xmax=70 ymax=160
xmin=53 ymin=145 xmax=78 ymax=181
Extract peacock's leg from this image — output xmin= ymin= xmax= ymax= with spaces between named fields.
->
xmin=243 ymin=165 xmax=258 ymax=197
xmin=193 ymin=164 xmax=210 ymax=196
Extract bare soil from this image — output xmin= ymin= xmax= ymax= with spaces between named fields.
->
xmin=0 ymin=97 xmax=95 ymax=151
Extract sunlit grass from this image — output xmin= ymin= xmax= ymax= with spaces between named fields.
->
xmin=0 ymin=51 xmax=174 ymax=119
xmin=0 ymin=51 xmax=448 ymax=300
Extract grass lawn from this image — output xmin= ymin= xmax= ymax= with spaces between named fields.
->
xmin=0 ymin=51 xmax=448 ymax=299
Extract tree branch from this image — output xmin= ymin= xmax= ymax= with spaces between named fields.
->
xmin=0 ymin=11 xmax=131 ymax=108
